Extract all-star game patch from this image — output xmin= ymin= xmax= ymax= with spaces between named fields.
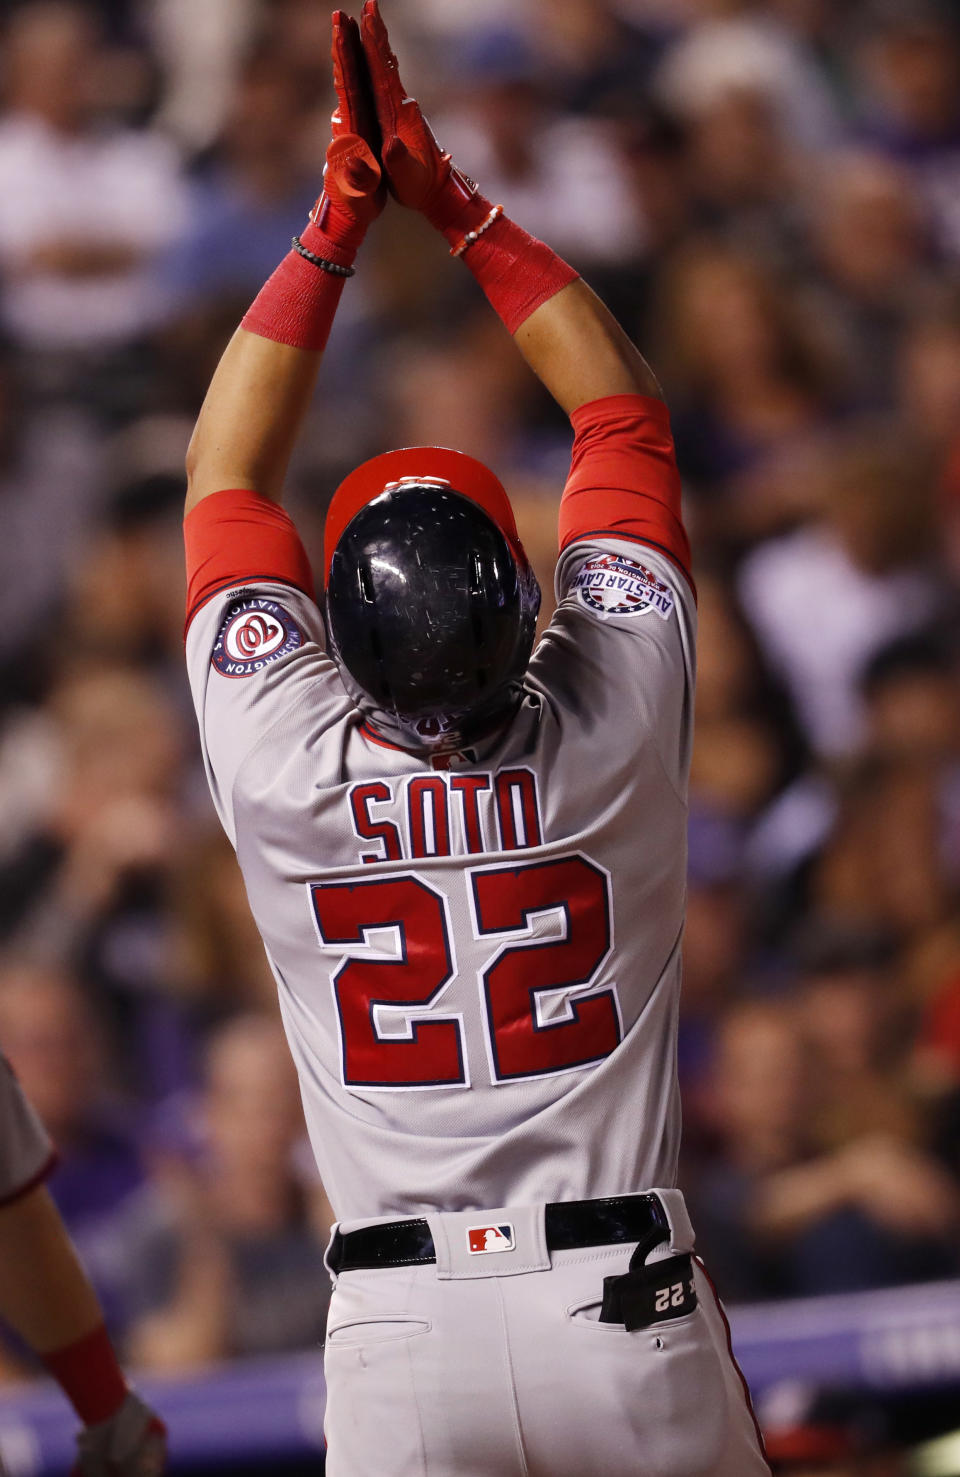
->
xmin=573 ymin=553 xmax=675 ymax=621
xmin=212 ymin=596 xmax=303 ymax=678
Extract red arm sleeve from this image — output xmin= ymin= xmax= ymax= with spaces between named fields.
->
xmin=559 ymin=393 xmax=692 ymax=591
xmin=184 ymin=489 xmax=316 ymax=628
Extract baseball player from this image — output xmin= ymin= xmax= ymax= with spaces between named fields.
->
xmin=0 ymin=1054 xmax=166 ymax=1476
xmin=183 ymin=5 xmax=771 ymax=1473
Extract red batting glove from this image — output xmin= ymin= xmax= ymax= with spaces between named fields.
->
xmin=310 ymin=9 xmax=385 ymax=251
xmin=359 ymin=0 xmax=487 ymax=237
xmin=241 ymin=11 xmax=384 ymax=349
xmin=359 ymin=0 xmax=578 ymax=334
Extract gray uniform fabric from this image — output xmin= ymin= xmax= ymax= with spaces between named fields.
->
xmin=0 ymin=1052 xmax=53 ymax=1204
xmin=187 ymin=523 xmax=769 ymax=1475
xmin=187 ymin=536 xmax=695 ymax=1221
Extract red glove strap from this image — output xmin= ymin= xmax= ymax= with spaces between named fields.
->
xmin=42 ymin=1322 xmax=128 ymax=1427
xmin=240 ymin=220 xmax=357 ymax=352
xmin=423 ymin=167 xmax=490 ymax=238
xmin=431 ymin=189 xmax=579 ymax=336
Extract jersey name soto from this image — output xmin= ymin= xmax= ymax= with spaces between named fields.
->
xmin=573 ymin=553 xmax=674 ymax=621
xmin=350 ymin=767 xmax=544 ymax=865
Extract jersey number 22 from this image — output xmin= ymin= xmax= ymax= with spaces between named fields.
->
xmin=310 ymin=854 xmax=621 ymax=1089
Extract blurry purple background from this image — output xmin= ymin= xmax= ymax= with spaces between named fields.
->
xmin=0 ymin=1 xmax=960 ymax=1469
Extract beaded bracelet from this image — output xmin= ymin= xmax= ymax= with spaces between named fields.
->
xmin=449 ymin=204 xmax=504 ymax=259
xmin=291 ymin=236 xmax=356 ymax=277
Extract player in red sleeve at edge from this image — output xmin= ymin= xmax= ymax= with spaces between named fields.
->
xmin=183 ymin=6 xmax=770 ymax=1474
xmin=0 ymin=1056 xmax=166 ymax=1476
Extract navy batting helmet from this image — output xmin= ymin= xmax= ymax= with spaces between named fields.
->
xmin=324 ymin=448 xmax=541 ymax=752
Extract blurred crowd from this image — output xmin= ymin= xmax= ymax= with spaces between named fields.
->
xmin=0 ymin=0 xmax=960 ymax=1465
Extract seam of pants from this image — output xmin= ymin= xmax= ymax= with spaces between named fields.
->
xmin=695 ymin=1256 xmax=773 ymax=1475
xmin=493 ymin=1277 xmax=531 ymax=1477
xmin=403 ymin=1264 xmax=430 ymax=1477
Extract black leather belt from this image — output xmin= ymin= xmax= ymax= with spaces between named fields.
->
xmin=328 ymin=1192 xmax=669 ymax=1274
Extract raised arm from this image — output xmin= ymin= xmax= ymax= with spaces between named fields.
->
xmin=184 ymin=12 xmax=383 ymax=515
xmin=185 ymin=335 xmax=326 ymax=513
xmin=359 ymin=0 xmax=661 ymax=418
xmin=513 ymin=281 xmax=662 ymax=414
xmin=361 ymin=0 xmax=685 ymax=582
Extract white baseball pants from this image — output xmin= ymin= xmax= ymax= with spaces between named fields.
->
xmin=322 ymin=1191 xmax=770 ymax=1477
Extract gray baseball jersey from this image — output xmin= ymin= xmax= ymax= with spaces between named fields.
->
xmin=184 ymin=395 xmax=695 ymax=1224
xmin=0 ymin=1052 xmax=54 ymax=1204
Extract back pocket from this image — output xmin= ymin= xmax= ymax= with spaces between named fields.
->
xmin=327 ymin=1314 xmax=431 ymax=1348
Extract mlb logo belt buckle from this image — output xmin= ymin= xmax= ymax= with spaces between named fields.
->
xmin=467 ymin=1222 xmax=516 ymax=1255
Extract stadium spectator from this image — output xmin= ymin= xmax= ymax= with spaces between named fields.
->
xmin=654 ymin=242 xmax=840 ymax=504
xmin=692 ymin=1001 xmax=960 ymax=1302
xmin=860 ymin=633 xmax=960 ymax=764
xmin=434 ymin=29 xmax=647 ymax=267
xmin=162 ymin=44 xmax=322 ymax=310
xmin=529 ymin=0 xmax=664 ymax=119
xmin=654 ymin=2 xmax=840 ymax=149
xmin=0 ymin=2 xmax=187 ymax=356
xmin=0 ymin=666 xmax=184 ymax=953
xmin=148 ymin=0 xmax=258 ymax=150
xmin=737 ymin=430 xmax=945 ymax=756
xmin=804 ymin=151 xmax=935 ymax=409
xmin=682 ymin=85 xmax=804 ymax=262
xmin=61 ymin=472 xmax=188 ymax=675
xmin=378 ymin=311 xmax=542 ymax=472
xmin=0 ymin=349 xmax=104 ymax=686
xmin=810 ymin=755 xmax=949 ymax=935
xmin=899 ymin=304 xmax=960 ymax=456
xmin=791 ymin=926 xmax=918 ymax=1148
xmin=107 ymin=1015 xmax=331 ymax=1368
xmin=167 ymin=828 xmax=278 ymax=1023
xmin=854 ymin=0 xmax=960 ymax=256
xmin=688 ymin=570 xmax=793 ymax=825
xmin=0 ymin=964 xmax=144 ymax=1247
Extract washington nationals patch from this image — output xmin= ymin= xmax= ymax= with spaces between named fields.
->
xmin=573 ymin=553 xmax=674 ymax=621
xmin=212 ymin=596 xmax=303 ymax=678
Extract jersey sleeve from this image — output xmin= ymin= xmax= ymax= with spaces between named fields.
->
xmin=529 ymin=395 xmax=697 ymax=795
xmin=559 ymin=392 xmax=691 ymax=582
xmin=0 ymin=1054 xmax=56 ymax=1206
xmin=184 ymin=490 xmax=346 ymax=845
